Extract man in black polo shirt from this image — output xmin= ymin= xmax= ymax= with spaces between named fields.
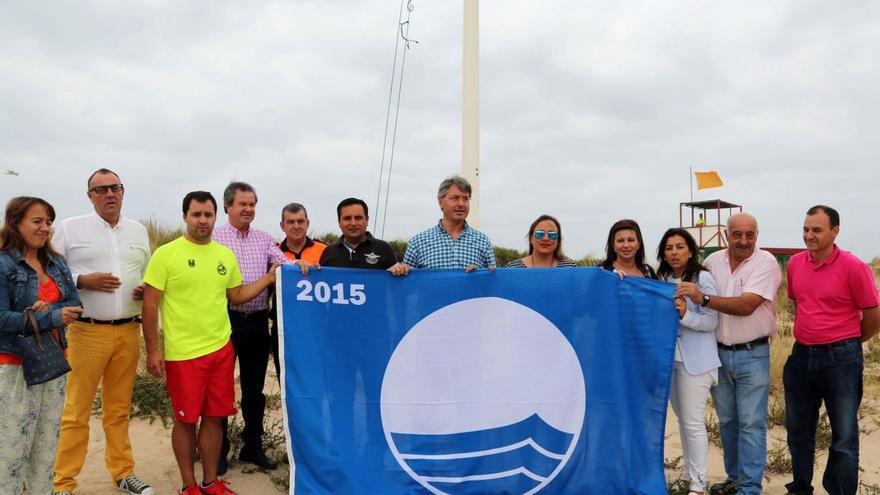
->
xmin=319 ymin=198 xmax=408 ymax=275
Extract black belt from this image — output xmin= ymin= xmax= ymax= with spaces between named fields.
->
xmin=795 ymin=337 xmax=860 ymax=351
xmin=718 ymin=337 xmax=769 ymax=351
xmin=228 ymin=309 xmax=268 ymax=320
xmin=76 ymin=316 xmax=141 ymax=325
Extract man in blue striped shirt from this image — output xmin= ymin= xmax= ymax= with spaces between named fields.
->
xmin=403 ymin=176 xmax=495 ymax=271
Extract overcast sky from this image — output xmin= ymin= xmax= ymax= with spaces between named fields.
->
xmin=2 ymin=1 xmax=878 ymax=261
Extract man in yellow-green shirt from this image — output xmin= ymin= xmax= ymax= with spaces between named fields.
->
xmin=142 ymin=191 xmax=278 ymax=495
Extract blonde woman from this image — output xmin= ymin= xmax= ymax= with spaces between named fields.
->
xmin=506 ymin=215 xmax=576 ymax=268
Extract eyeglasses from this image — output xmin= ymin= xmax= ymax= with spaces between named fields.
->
xmin=534 ymin=230 xmax=559 ymax=240
xmin=89 ymin=183 xmax=124 ymax=194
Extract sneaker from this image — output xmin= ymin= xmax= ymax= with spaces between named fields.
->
xmin=708 ymin=480 xmax=736 ymax=495
xmin=200 ymin=479 xmax=239 ymax=495
xmin=179 ymin=485 xmax=202 ymax=495
xmin=238 ymin=447 xmax=278 ymax=470
xmin=116 ymin=474 xmax=156 ymax=495
xmin=54 ymin=492 xmax=74 ymax=495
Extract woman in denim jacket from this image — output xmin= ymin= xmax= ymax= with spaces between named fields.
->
xmin=0 ymin=196 xmax=82 ymax=495
xmin=656 ymin=228 xmax=720 ymax=495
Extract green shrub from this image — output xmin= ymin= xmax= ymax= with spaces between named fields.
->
xmin=388 ymin=239 xmax=408 ymax=262
xmin=494 ymin=246 xmax=526 ymax=267
xmin=766 ymin=442 xmax=793 ymax=474
xmin=768 ymin=396 xmax=787 ymax=428
xmin=705 ymin=410 xmax=722 ymax=448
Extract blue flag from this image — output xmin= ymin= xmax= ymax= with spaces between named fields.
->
xmin=278 ymin=266 xmax=679 ymax=494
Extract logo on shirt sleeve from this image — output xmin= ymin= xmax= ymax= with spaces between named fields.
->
xmin=217 ymin=261 xmax=228 ymax=275
xmin=187 ymin=259 xmax=196 ymax=268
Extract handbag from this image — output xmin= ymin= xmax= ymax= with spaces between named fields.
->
xmin=13 ymin=308 xmax=72 ymax=386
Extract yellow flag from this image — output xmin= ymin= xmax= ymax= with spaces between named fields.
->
xmin=694 ymin=171 xmax=723 ymax=190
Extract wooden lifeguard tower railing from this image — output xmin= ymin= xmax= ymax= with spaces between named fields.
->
xmin=680 ymin=199 xmax=742 ymax=252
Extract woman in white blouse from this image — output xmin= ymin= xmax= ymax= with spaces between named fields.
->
xmin=656 ymin=228 xmax=720 ymax=495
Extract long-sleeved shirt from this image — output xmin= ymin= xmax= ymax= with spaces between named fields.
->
xmin=665 ymin=270 xmax=720 ymax=375
xmin=52 ymin=213 xmax=150 ymax=320
xmin=212 ymin=223 xmax=290 ymax=313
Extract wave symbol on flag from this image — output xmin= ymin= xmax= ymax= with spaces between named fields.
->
xmin=392 ymin=413 xmax=573 ymax=494
xmin=381 ymin=297 xmax=586 ymax=495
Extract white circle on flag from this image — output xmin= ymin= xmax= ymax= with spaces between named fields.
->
xmin=381 ymin=297 xmax=586 ymax=495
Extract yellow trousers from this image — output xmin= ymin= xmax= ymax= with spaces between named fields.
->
xmin=53 ymin=321 xmax=140 ymax=492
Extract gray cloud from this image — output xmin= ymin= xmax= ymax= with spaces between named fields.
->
xmin=1 ymin=0 xmax=878 ymax=261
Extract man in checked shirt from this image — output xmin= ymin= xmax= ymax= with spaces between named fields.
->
xmin=212 ymin=181 xmax=296 ymax=473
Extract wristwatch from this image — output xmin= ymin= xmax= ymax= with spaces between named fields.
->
xmin=701 ymin=294 xmax=711 ymax=307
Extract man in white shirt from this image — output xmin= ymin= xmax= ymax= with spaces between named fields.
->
xmin=52 ymin=169 xmax=154 ymax=495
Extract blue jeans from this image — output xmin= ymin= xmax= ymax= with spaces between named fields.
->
xmin=783 ymin=339 xmax=863 ymax=495
xmin=711 ymin=344 xmax=770 ymax=495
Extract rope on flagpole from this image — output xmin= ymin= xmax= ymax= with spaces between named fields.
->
xmin=376 ymin=0 xmax=418 ymax=238
xmin=374 ymin=0 xmax=407 ymax=230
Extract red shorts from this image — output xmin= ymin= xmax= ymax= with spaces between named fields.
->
xmin=165 ymin=340 xmax=236 ymax=423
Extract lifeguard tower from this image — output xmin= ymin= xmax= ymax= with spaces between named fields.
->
xmin=680 ymin=198 xmax=805 ymax=263
xmin=680 ymin=199 xmax=742 ymax=255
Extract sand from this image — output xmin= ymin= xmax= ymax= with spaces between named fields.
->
xmin=663 ymin=396 xmax=880 ymax=494
xmin=68 ymin=416 xmax=287 ymax=494
xmin=70 ymin=348 xmax=880 ymax=495
xmin=71 ymin=398 xmax=879 ymax=494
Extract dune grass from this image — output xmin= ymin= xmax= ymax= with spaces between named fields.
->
xmin=142 ymin=216 xmax=183 ymax=251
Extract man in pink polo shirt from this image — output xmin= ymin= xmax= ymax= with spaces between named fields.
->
xmin=783 ymin=205 xmax=880 ymax=495
xmin=677 ymin=212 xmax=782 ymax=495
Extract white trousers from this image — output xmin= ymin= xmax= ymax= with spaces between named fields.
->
xmin=669 ymin=361 xmax=717 ymax=492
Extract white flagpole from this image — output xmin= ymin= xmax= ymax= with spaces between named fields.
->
xmin=689 ymin=166 xmax=694 ymax=202
xmin=463 ymin=0 xmax=480 ymax=227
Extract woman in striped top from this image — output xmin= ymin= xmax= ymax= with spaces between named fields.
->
xmin=506 ymin=214 xmax=577 ymax=268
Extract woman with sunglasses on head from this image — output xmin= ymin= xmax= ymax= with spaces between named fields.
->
xmin=656 ymin=228 xmax=719 ymax=495
xmin=600 ymin=219 xmax=657 ymax=278
xmin=0 ymin=197 xmax=82 ymax=495
xmin=506 ymin=214 xmax=576 ymax=268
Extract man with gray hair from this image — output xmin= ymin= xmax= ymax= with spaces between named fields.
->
xmin=676 ymin=212 xmax=782 ymax=495
xmin=269 ymin=202 xmax=326 ymax=379
xmin=212 ymin=181 xmax=293 ymax=474
xmin=403 ymin=175 xmax=495 ymax=270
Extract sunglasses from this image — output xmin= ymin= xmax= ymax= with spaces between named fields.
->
xmin=89 ymin=183 xmax=124 ymax=194
xmin=534 ymin=230 xmax=559 ymax=240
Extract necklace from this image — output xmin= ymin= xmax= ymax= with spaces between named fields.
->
xmin=529 ymin=255 xmax=556 ymax=268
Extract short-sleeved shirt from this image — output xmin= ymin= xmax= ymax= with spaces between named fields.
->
xmin=143 ymin=237 xmax=243 ymax=361
xmin=403 ymin=220 xmax=495 ymax=269
xmin=279 ymin=237 xmax=326 ymax=265
xmin=704 ymin=248 xmax=782 ymax=345
xmin=788 ymin=245 xmax=880 ymax=345
xmin=506 ymin=258 xmax=577 ymax=268
xmin=319 ymin=233 xmax=397 ymax=269
xmin=271 ymin=237 xmax=328 ymax=323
